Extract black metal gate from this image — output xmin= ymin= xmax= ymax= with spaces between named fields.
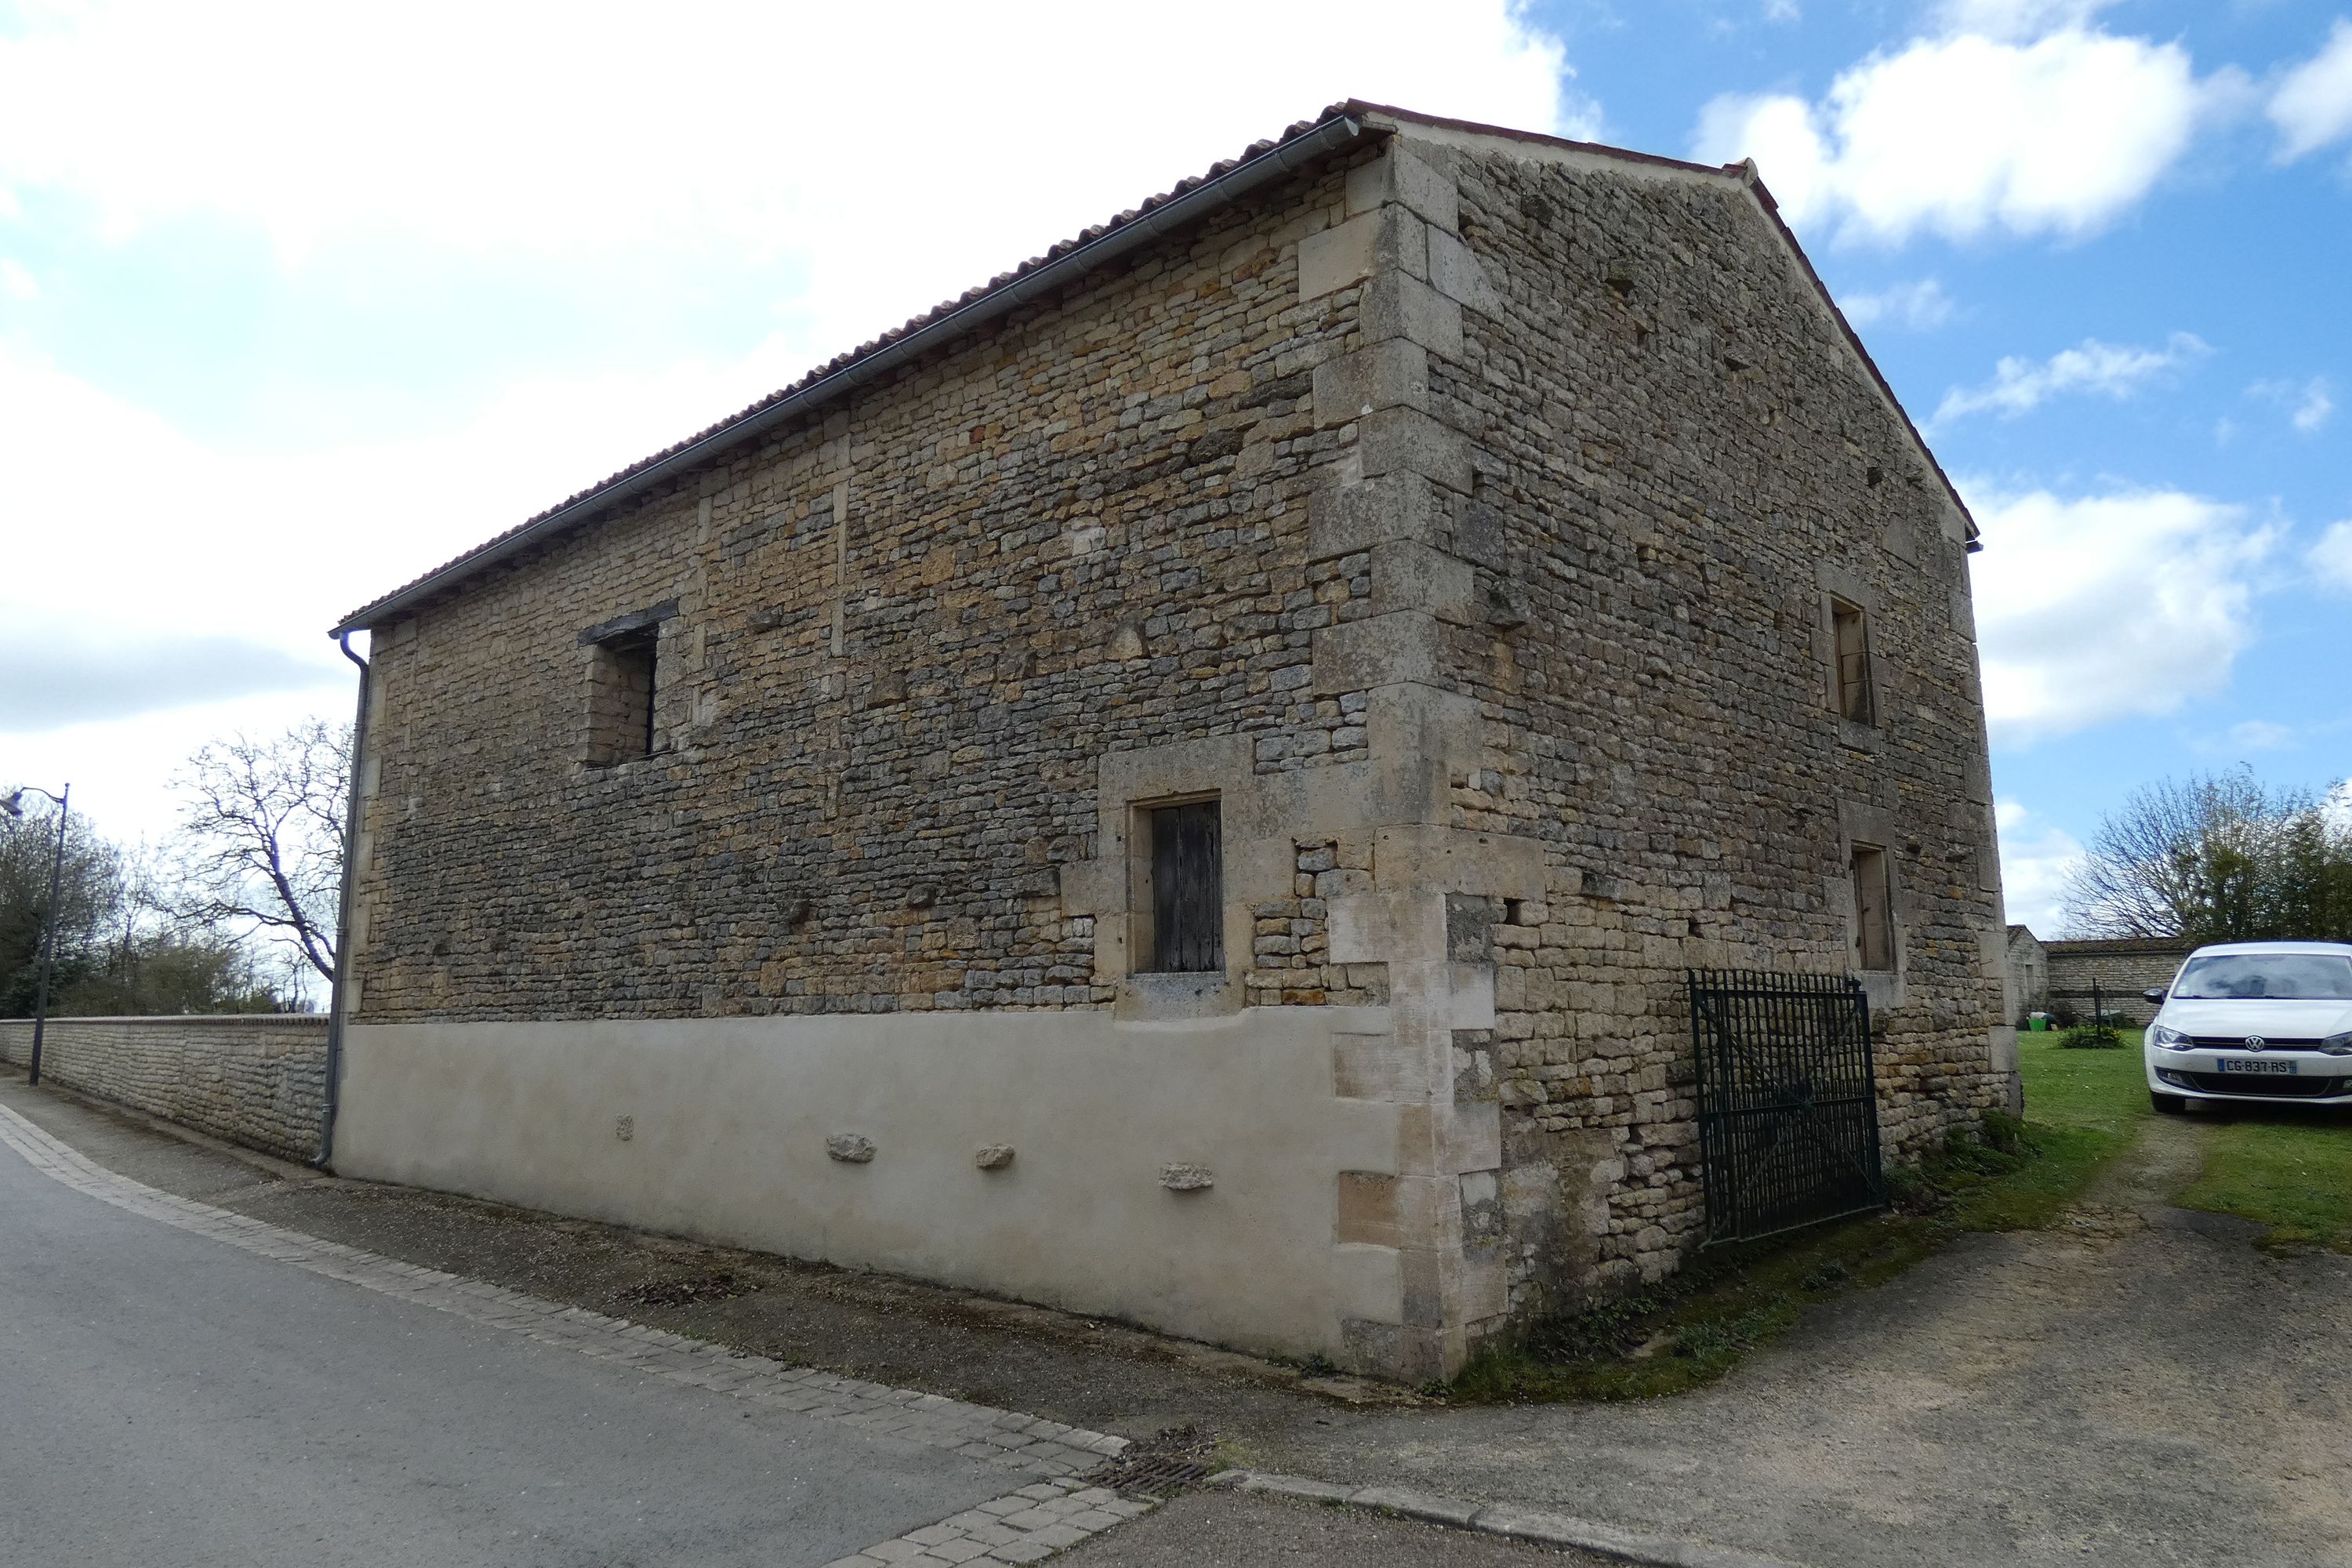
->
xmin=1688 ymin=968 xmax=1886 ymax=1243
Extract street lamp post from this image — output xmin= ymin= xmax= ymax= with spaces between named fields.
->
xmin=2 ymin=784 xmax=68 ymax=1087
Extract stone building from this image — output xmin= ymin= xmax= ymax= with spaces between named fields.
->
xmin=328 ymin=102 xmax=2016 ymax=1381
xmin=2005 ymin=924 xmax=2049 ymax=1023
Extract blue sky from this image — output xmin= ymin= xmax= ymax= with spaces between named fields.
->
xmin=1 ymin=0 xmax=2347 ymax=934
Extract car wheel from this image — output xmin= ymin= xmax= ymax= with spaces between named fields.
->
xmin=2151 ymin=1091 xmax=2187 ymax=1114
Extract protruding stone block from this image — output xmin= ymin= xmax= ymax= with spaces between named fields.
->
xmin=826 ymin=1133 xmax=877 ymax=1164
xmin=1426 ymin=228 xmax=1493 ymax=312
xmin=1312 ymin=339 xmax=1430 ymax=426
xmin=1298 ymin=212 xmax=1380 ymax=300
xmin=1345 ymin=143 xmax=1461 ymax=233
xmin=1311 ymin=612 xmax=1443 ymax=695
xmin=1160 ymin=1162 xmax=1214 ymax=1192
xmin=1358 ymin=407 xmax=1472 ymax=494
xmin=1361 ymin=271 xmax=1464 ymax=359
xmin=975 ymin=1143 xmax=1016 ymax=1171
xmin=1308 ymin=474 xmax=1440 ymax=561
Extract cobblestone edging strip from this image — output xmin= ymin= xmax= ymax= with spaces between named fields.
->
xmin=0 ymin=1102 xmax=1123 ymax=1481
xmin=821 ymin=1480 xmax=1155 ymax=1567
xmin=1211 ymin=1470 xmax=1813 ymax=1568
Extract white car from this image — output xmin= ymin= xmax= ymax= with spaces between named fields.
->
xmin=2143 ymin=941 xmax=2352 ymax=1112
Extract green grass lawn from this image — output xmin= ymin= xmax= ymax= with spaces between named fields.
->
xmin=2176 ymin=1104 xmax=2352 ymax=1250
xmin=1980 ymin=1026 xmax=2151 ymax=1229
xmin=2025 ymin=1022 xmax=2352 ymax=1250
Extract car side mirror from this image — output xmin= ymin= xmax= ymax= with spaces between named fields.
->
xmin=2143 ymin=987 xmax=2168 ymax=1005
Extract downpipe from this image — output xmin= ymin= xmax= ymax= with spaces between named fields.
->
xmin=317 ymin=630 xmax=368 ymax=1168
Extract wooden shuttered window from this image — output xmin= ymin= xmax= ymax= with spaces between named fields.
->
xmin=1851 ymin=844 xmax=1893 ymax=972
xmin=1831 ymin=597 xmax=1875 ymax=725
xmin=1149 ymin=800 xmax=1223 ymax=974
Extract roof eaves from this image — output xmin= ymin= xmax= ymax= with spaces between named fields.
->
xmin=331 ymin=106 xmax=1378 ymax=636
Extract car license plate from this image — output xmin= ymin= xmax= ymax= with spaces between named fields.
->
xmin=2218 ymin=1058 xmax=2297 ymax=1076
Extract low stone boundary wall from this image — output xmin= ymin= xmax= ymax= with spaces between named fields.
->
xmin=2044 ymin=939 xmax=2195 ymax=1023
xmin=0 ymin=1014 xmax=328 ymax=1163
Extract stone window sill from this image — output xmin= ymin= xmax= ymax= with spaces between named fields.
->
xmin=1116 ymin=970 xmax=1241 ymax=1021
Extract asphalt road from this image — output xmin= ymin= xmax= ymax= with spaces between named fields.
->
xmin=0 ymin=1131 xmax=1021 ymax=1568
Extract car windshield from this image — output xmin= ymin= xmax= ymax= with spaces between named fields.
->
xmin=2171 ymin=953 xmax=2352 ymax=1000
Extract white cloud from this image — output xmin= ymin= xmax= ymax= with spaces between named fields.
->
xmin=1933 ymin=332 xmax=2208 ymax=425
xmin=1764 ymin=0 xmax=1802 ymax=23
xmin=2249 ymin=376 xmax=2336 ymax=434
xmin=1838 ymin=278 xmax=1955 ymax=331
xmin=1693 ymin=20 xmax=2229 ymax=245
xmin=0 ymin=1 xmax=1587 ymax=844
xmin=2223 ymin=719 xmax=2297 ymax=752
xmin=0 ymin=258 xmax=34 ymax=299
xmin=1934 ymin=1 xmax=2117 ymax=41
xmin=0 ymin=328 xmax=824 ymax=718
xmin=2270 ymin=19 xmax=2352 ymax=162
xmin=2295 ymin=385 xmax=2336 ymax=432
xmin=2310 ymin=520 xmax=2352 ymax=592
xmin=1968 ymin=484 xmax=2274 ymax=742
xmin=0 ymin=1 xmax=1584 ymax=368
xmin=1994 ymin=799 xmax=2085 ymax=935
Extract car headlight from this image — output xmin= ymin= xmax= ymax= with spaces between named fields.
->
xmin=2324 ymin=1031 xmax=2352 ymax=1058
xmin=2151 ymin=1025 xmax=2194 ymax=1051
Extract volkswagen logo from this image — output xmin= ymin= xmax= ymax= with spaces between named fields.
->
xmin=2245 ymin=1036 xmax=2267 ymax=1052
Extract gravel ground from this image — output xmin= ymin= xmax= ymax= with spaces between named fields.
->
xmin=7 ymin=1072 xmax=2345 ymax=1568
xmin=1255 ymin=1116 xmax=2352 ymax=1568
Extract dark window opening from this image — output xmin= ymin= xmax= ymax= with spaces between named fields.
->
xmin=1831 ymin=597 xmax=1875 ymax=725
xmin=1851 ymin=843 xmax=1893 ymax=972
xmin=589 ymin=629 xmax=659 ymax=764
xmin=1149 ymin=800 xmax=1223 ymax=974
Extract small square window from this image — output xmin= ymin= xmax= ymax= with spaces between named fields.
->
xmin=588 ymin=628 xmax=659 ymax=764
xmin=1830 ymin=597 xmax=1875 ymax=725
xmin=1851 ymin=843 xmax=1893 ymax=972
xmin=1146 ymin=800 xmax=1223 ymax=974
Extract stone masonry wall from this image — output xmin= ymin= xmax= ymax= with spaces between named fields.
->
xmin=2045 ymin=941 xmax=2192 ymax=1022
xmin=0 ymin=1016 xmax=328 ymax=1162
xmin=1389 ymin=129 xmax=2010 ymax=1312
xmin=350 ymin=152 xmax=1386 ymax=1024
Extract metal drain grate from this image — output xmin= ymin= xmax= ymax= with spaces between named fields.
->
xmin=1080 ymin=1425 xmax=1217 ymax=1500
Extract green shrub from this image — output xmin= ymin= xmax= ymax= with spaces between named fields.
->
xmin=2057 ymin=1020 xmax=2122 ymax=1050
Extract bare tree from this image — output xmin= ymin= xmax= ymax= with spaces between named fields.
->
xmin=168 ymin=720 xmax=350 ymax=988
xmin=2064 ymin=768 xmax=2352 ymax=943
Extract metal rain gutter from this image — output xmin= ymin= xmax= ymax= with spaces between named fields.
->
xmin=330 ymin=111 xmax=1373 ymax=637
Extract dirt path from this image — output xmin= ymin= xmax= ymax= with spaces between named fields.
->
xmin=1256 ymin=1116 xmax=2352 ymax=1567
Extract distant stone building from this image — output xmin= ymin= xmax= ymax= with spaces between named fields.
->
xmin=2005 ymin=924 xmax=2049 ymax=1023
xmin=328 ymin=102 xmax=2016 ymax=1381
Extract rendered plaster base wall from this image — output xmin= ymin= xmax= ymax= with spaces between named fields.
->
xmin=0 ymin=1015 xmax=328 ymax=1163
xmin=336 ymin=1007 xmax=1406 ymax=1363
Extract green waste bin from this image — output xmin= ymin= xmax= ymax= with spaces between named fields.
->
xmin=2027 ymin=1013 xmax=2049 ymax=1031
